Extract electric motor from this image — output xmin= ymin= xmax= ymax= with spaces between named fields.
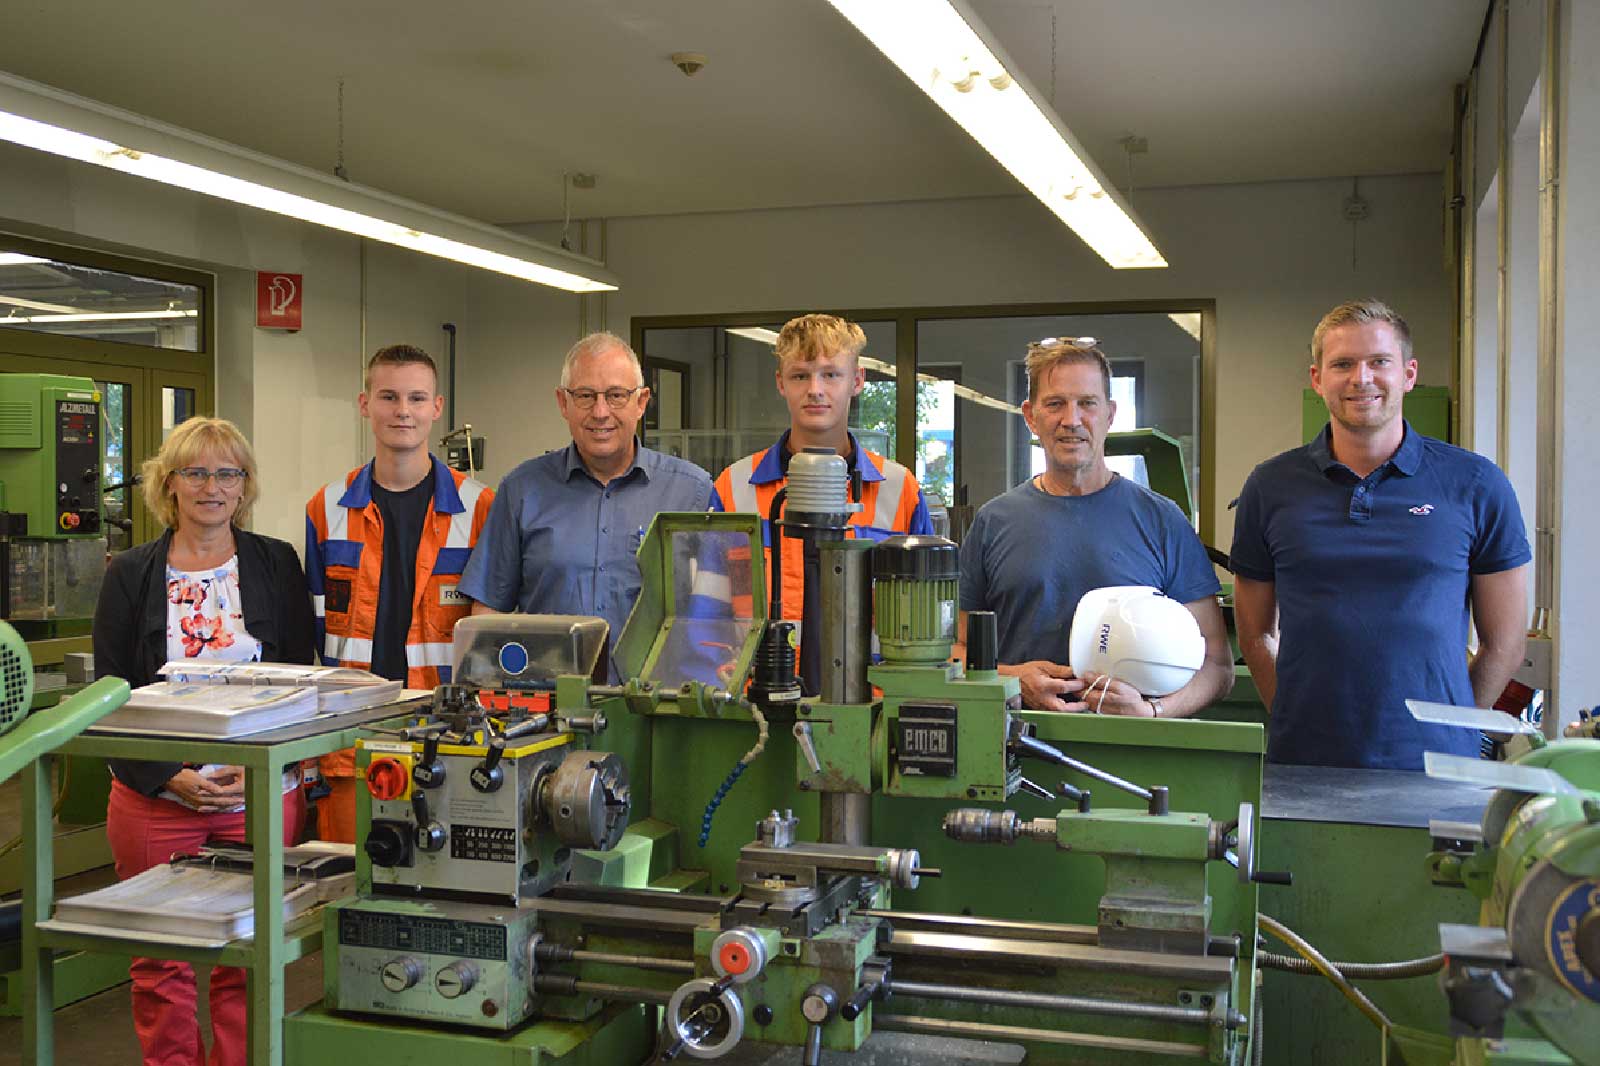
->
xmin=872 ymin=534 xmax=959 ymax=664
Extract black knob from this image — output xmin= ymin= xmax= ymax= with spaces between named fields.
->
xmin=365 ymin=821 xmax=412 ymax=867
xmin=1252 ymin=869 xmax=1294 ymax=886
xmin=840 ymin=983 xmax=876 ymax=1022
xmin=414 ymin=736 xmax=446 ymax=788
xmin=470 ymin=736 xmax=506 ymax=793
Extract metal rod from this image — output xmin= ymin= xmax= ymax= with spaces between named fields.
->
xmin=532 ymin=975 xmax=673 ymax=1006
xmin=1535 ymin=0 xmax=1563 ymax=732
xmin=887 ymin=979 xmax=1225 ymax=1028
xmin=1011 ymin=732 xmax=1153 ymax=801
xmin=872 ymin=1014 xmax=1209 ymax=1059
xmin=536 ymin=944 xmax=695 ymax=974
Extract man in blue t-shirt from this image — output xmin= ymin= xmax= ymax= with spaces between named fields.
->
xmin=959 ymin=338 xmax=1234 ymax=718
xmin=1230 ymin=300 xmax=1531 ymax=770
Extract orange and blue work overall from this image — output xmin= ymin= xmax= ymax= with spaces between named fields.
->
xmin=709 ymin=431 xmax=933 ymax=622
xmin=305 ymin=454 xmax=493 ymax=841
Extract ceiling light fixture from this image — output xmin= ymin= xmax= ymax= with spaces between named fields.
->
xmin=726 ymin=326 xmax=782 ymax=345
xmin=0 ymin=73 xmax=619 ymax=294
xmin=4 ymin=308 xmax=198 ymax=324
xmin=822 ymin=0 xmax=1167 ymax=270
xmin=0 ymin=293 xmax=78 ymax=314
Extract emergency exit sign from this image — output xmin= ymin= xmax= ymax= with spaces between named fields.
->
xmin=256 ymin=271 xmax=302 ymax=330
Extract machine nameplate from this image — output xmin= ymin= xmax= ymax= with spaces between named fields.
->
xmin=363 ymin=740 xmax=413 ymax=755
xmin=338 ymin=910 xmax=509 ymax=961
xmin=450 ymin=824 xmax=518 ymax=863
xmin=896 ymin=702 xmax=958 ymax=777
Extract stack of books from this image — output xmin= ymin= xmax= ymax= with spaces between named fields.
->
xmin=157 ymin=661 xmax=404 ymax=712
xmin=94 ymin=682 xmax=321 ymax=738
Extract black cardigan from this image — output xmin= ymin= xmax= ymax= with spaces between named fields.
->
xmin=93 ymin=528 xmax=317 ymax=796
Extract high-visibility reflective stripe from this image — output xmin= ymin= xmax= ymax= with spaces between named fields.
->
xmin=322 ymin=482 xmax=349 ymax=542
xmin=312 ymin=594 xmax=326 ymax=618
xmin=405 ymin=642 xmax=454 ymax=668
xmin=873 ymin=462 xmax=909 ymax=528
xmin=726 ymin=456 xmax=759 ymax=513
xmin=447 ymin=478 xmax=486 ymax=548
xmin=326 ymin=635 xmax=373 ymax=662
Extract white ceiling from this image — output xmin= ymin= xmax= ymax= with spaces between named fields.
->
xmin=0 ymin=0 xmax=1483 ymax=225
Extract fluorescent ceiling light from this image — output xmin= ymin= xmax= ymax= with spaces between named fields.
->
xmin=858 ymin=354 xmax=1021 ymax=415
xmin=0 ymin=73 xmax=618 ymax=294
xmin=0 ymin=293 xmax=78 ymax=314
xmin=4 ymin=308 xmax=197 ymax=324
xmin=0 ymin=253 xmax=46 ymax=266
xmin=823 ymin=0 xmax=1167 ymax=270
xmin=1167 ymin=312 xmax=1202 ymax=340
xmin=727 ymin=326 xmax=782 ymax=344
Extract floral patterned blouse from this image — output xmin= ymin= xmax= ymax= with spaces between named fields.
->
xmin=165 ymin=556 xmax=263 ymax=665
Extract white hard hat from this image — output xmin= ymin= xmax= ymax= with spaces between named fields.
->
xmin=1068 ymin=586 xmax=1205 ymax=696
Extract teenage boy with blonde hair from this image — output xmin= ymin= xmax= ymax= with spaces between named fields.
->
xmin=710 ymin=314 xmax=932 ymax=688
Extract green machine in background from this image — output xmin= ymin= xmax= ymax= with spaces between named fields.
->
xmin=0 ymin=373 xmax=108 ymax=641
xmin=0 ymin=373 xmax=120 ymax=1016
xmin=288 ymin=452 xmax=1271 ymax=1065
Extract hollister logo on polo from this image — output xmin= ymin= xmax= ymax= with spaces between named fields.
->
xmin=1409 ymin=504 xmax=1435 ymax=516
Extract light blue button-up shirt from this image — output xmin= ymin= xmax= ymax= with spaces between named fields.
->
xmin=459 ymin=443 xmax=713 ymax=677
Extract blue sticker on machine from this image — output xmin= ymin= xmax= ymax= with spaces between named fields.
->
xmin=1545 ymin=878 xmax=1600 ymax=1002
xmin=498 ymin=641 xmax=530 ymax=675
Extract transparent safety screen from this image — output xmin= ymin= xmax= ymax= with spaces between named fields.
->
xmin=642 ymin=528 xmax=760 ymax=690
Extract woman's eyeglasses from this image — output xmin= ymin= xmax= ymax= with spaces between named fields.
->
xmin=174 ymin=467 xmax=247 ymax=488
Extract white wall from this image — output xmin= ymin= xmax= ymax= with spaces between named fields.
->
xmin=0 ymin=140 xmax=579 ymax=547
xmin=512 ymin=172 xmax=1452 ymax=550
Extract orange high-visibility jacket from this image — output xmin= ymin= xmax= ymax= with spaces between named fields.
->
xmin=709 ymin=432 xmax=932 ymax=620
xmin=306 ymin=455 xmax=492 ymax=776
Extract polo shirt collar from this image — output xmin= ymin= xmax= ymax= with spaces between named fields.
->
xmin=749 ymin=430 xmax=884 ymax=485
xmin=1308 ymin=420 xmax=1422 ymax=478
xmin=338 ymin=454 xmax=463 ymax=513
xmin=561 ymin=441 xmax=650 ymax=483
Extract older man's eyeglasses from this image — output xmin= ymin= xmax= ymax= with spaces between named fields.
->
xmin=175 ymin=467 xmax=247 ymax=488
xmin=1033 ymin=336 xmax=1098 ymax=350
xmin=563 ymin=386 xmax=644 ymax=410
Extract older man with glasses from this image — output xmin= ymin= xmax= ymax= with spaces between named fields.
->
xmin=460 ymin=332 xmax=712 ymax=677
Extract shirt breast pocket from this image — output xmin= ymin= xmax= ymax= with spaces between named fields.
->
xmin=322 ymin=567 xmax=358 ymax=624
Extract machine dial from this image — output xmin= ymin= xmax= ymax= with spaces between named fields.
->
xmin=380 ymin=956 xmax=423 ymax=993
xmin=435 ymin=960 xmax=479 ymax=999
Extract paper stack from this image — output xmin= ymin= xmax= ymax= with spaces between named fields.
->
xmin=51 ymin=864 xmax=321 ymax=941
xmin=157 ymin=661 xmax=404 ymax=713
xmin=95 ymin=682 xmax=320 ymax=738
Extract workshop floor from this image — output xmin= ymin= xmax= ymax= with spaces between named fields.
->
xmin=0 ymin=773 xmax=1021 ymax=1065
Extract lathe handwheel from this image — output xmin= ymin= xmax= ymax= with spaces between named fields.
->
xmin=666 ymin=977 xmax=746 ymax=1059
xmin=1236 ymin=802 xmax=1256 ymax=885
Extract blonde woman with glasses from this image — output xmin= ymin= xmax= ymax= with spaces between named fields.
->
xmin=92 ymin=416 xmax=313 ymax=1066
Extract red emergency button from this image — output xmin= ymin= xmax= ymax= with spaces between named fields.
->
xmin=366 ymin=757 xmax=410 ymax=801
xmin=717 ymin=940 xmax=753 ymax=977
xmin=59 ymin=512 xmax=80 ymax=530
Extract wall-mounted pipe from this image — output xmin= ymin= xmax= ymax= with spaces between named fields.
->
xmin=442 ymin=322 xmax=458 ymax=430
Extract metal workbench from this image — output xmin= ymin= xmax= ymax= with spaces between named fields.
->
xmin=20 ymin=698 xmax=423 ymax=1066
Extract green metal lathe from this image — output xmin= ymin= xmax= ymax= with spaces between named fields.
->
xmin=287 ymin=447 xmax=1277 ymax=1064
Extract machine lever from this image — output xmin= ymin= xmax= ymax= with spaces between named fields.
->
xmin=793 ymin=721 xmax=823 ymax=775
xmin=1016 ymin=775 xmax=1053 ymax=800
xmin=1009 ymin=727 xmax=1152 ymax=803
xmin=1252 ymin=869 xmax=1294 ymax=886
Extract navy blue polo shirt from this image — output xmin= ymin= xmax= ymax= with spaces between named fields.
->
xmin=1229 ymin=423 xmax=1530 ymax=770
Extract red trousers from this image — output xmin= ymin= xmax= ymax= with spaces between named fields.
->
xmin=105 ymin=779 xmax=306 ymax=1066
